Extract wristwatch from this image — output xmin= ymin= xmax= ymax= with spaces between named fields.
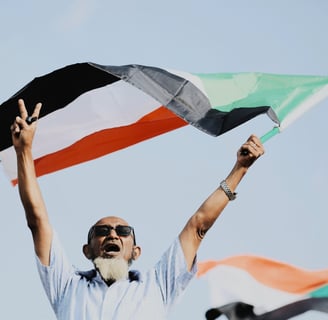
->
xmin=220 ymin=180 xmax=237 ymax=201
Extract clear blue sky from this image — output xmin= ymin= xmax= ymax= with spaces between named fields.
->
xmin=1 ymin=1 xmax=328 ymax=319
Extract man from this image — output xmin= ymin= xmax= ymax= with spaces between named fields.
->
xmin=11 ymin=99 xmax=265 ymax=319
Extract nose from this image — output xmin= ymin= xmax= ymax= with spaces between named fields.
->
xmin=107 ymin=227 xmax=119 ymax=239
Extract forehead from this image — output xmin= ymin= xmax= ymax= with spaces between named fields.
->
xmin=94 ymin=216 xmax=129 ymax=227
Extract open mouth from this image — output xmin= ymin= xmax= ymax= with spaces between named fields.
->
xmin=103 ymin=243 xmax=120 ymax=253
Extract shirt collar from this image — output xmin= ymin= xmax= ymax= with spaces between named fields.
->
xmin=77 ymin=269 xmax=141 ymax=283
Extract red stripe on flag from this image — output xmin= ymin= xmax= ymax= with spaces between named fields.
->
xmin=11 ymin=106 xmax=187 ymax=185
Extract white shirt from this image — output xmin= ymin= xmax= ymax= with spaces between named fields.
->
xmin=36 ymin=231 xmax=196 ymax=319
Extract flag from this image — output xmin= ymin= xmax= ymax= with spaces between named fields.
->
xmin=1 ymin=63 xmax=327 ymax=185
xmin=197 ymin=255 xmax=328 ymax=319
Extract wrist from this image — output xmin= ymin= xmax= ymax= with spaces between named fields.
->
xmin=16 ymin=147 xmax=33 ymax=159
xmin=233 ymin=161 xmax=249 ymax=173
xmin=220 ymin=180 xmax=237 ymax=201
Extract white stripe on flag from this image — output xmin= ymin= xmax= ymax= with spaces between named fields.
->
xmin=0 ymin=80 xmax=162 ymax=180
xmin=279 ymin=84 xmax=328 ymax=131
xmin=206 ymin=265 xmax=303 ymax=315
xmin=167 ymin=69 xmax=208 ymax=96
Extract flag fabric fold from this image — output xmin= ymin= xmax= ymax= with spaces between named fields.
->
xmin=1 ymin=62 xmax=327 ymax=184
xmin=197 ymin=255 xmax=328 ymax=319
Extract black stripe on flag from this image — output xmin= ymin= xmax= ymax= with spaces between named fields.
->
xmin=0 ymin=62 xmax=274 ymax=152
xmin=0 ymin=62 xmax=119 ymax=151
xmin=94 ymin=63 xmax=272 ymax=137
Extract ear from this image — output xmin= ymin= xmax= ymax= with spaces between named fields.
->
xmin=83 ymin=244 xmax=92 ymax=260
xmin=132 ymin=246 xmax=141 ymax=261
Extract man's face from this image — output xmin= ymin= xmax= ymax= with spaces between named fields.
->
xmin=84 ymin=216 xmax=138 ymax=264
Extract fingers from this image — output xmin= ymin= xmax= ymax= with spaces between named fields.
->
xmin=240 ymin=134 xmax=265 ymax=158
xmin=247 ymin=135 xmax=265 ymax=156
xmin=11 ymin=99 xmax=42 ymax=137
xmin=16 ymin=99 xmax=42 ymax=126
xmin=26 ymin=102 xmax=42 ymax=124
xmin=30 ymin=102 xmax=42 ymax=119
xmin=10 ymin=122 xmax=21 ymax=134
xmin=18 ymin=99 xmax=28 ymax=121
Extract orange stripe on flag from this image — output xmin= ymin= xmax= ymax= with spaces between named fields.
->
xmin=197 ymin=255 xmax=328 ymax=295
xmin=11 ymin=106 xmax=187 ymax=185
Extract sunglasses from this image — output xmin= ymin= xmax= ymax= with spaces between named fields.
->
xmin=88 ymin=225 xmax=136 ymax=245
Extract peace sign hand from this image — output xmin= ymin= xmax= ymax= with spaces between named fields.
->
xmin=11 ymin=99 xmax=42 ymax=152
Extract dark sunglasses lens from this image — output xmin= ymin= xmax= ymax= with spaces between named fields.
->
xmin=93 ymin=225 xmax=132 ymax=237
xmin=116 ymin=226 xmax=132 ymax=236
xmin=94 ymin=226 xmax=110 ymax=237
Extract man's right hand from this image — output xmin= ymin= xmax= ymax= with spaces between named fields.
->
xmin=11 ymin=99 xmax=42 ymax=151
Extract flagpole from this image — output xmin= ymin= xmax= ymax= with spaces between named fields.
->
xmin=260 ymin=126 xmax=280 ymax=143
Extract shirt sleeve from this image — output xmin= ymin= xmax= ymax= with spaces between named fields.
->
xmin=35 ymin=230 xmax=76 ymax=313
xmin=154 ymin=236 xmax=197 ymax=309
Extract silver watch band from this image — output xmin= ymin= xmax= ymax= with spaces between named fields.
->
xmin=220 ymin=180 xmax=237 ymax=201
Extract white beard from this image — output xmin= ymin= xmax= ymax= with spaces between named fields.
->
xmin=93 ymin=257 xmax=129 ymax=282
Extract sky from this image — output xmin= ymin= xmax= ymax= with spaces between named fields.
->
xmin=1 ymin=1 xmax=328 ymax=319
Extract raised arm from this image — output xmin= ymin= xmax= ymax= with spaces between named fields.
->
xmin=179 ymin=135 xmax=265 ymax=271
xmin=11 ymin=99 xmax=52 ymax=266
